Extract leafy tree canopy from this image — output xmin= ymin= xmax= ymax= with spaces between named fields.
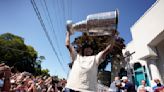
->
xmin=0 ymin=33 xmax=48 ymax=75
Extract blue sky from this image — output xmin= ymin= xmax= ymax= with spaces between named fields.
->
xmin=0 ymin=0 xmax=156 ymax=78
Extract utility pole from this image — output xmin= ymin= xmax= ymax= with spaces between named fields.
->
xmin=124 ymin=51 xmax=135 ymax=82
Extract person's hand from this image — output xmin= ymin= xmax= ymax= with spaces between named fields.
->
xmin=0 ymin=64 xmax=11 ymax=91
xmin=4 ymin=69 xmax=11 ymax=78
xmin=0 ymin=64 xmax=10 ymax=70
xmin=110 ymin=37 xmax=116 ymax=46
xmin=66 ymin=20 xmax=74 ymax=35
xmin=111 ymin=29 xmax=118 ymax=36
xmin=0 ymin=64 xmax=11 ymax=78
xmin=0 ymin=63 xmax=5 ymax=67
xmin=66 ymin=30 xmax=72 ymax=36
xmin=0 ymin=64 xmax=6 ymax=71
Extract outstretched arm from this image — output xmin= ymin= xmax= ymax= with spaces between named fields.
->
xmin=102 ymin=39 xmax=115 ymax=59
xmin=65 ymin=31 xmax=77 ymax=62
xmin=96 ymin=38 xmax=115 ymax=65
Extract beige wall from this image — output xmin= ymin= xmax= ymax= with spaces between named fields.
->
xmin=156 ymin=39 xmax=164 ymax=83
xmin=130 ymin=0 xmax=164 ymax=59
xmin=124 ymin=0 xmax=164 ymax=85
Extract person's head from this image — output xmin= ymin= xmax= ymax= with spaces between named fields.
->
xmin=114 ymin=76 xmax=120 ymax=81
xmin=121 ymin=76 xmax=128 ymax=83
xmin=154 ymin=78 xmax=160 ymax=84
xmin=139 ymin=87 xmax=146 ymax=92
xmin=141 ymin=80 xmax=146 ymax=86
xmin=81 ymin=44 xmax=94 ymax=56
xmin=154 ymin=78 xmax=162 ymax=87
xmin=27 ymin=80 xmax=34 ymax=87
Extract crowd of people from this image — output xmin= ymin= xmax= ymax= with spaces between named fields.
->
xmin=0 ymin=62 xmax=164 ymax=92
xmin=109 ymin=76 xmax=164 ymax=92
xmin=0 ymin=63 xmax=67 ymax=92
xmin=0 ymin=59 xmax=164 ymax=92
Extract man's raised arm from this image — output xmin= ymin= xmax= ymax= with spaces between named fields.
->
xmin=65 ymin=31 xmax=76 ymax=62
xmin=96 ymin=38 xmax=115 ymax=65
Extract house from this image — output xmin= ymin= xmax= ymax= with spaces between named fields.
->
xmin=124 ymin=0 xmax=164 ymax=87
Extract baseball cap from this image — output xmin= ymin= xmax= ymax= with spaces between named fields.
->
xmin=121 ymin=76 xmax=128 ymax=80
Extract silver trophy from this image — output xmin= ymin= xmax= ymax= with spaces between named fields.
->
xmin=66 ymin=10 xmax=119 ymax=36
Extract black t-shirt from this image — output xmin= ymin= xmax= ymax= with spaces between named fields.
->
xmin=124 ymin=82 xmax=136 ymax=92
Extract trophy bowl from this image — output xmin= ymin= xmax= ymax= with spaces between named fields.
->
xmin=66 ymin=9 xmax=119 ymax=36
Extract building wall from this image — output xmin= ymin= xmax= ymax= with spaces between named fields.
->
xmin=130 ymin=0 xmax=164 ymax=59
xmin=124 ymin=0 xmax=164 ymax=86
xmin=156 ymin=39 xmax=164 ymax=82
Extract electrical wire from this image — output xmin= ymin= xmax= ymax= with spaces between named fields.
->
xmin=51 ymin=0 xmax=65 ymax=34
xmin=70 ymin=0 xmax=72 ymax=20
xmin=60 ymin=0 xmax=66 ymax=21
xmin=31 ymin=0 xmax=66 ymax=74
xmin=56 ymin=0 xmax=66 ymax=33
xmin=42 ymin=0 xmax=66 ymax=65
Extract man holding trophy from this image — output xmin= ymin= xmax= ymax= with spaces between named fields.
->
xmin=65 ymin=10 xmax=118 ymax=92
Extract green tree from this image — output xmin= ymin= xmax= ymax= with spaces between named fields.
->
xmin=35 ymin=56 xmax=46 ymax=75
xmin=0 ymin=33 xmax=40 ymax=74
xmin=40 ymin=69 xmax=50 ymax=76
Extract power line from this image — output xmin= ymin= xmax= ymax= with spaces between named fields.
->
xmin=57 ymin=1 xmax=68 ymax=33
xmin=65 ymin=0 xmax=71 ymax=20
xmin=42 ymin=0 xmax=68 ymax=72
xmin=56 ymin=0 xmax=72 ymax=72
xmin=31 ymin=0 xmax=66 ymax=74
xmin=70 ymin=0 xmax=72 ymax=20
xmin=50 ymin=0 xmax=70 ymax=72
xmin=51 ymin=0 xmax=65 ymax=34
xmin=40 ymin=0 xmax=52 ymax=31
xmin=43 ymin=0 xmax=68 ymax=65
xmin=55 ymin=0 xmax=66 ymax=32
xmin=42 ymin=0 xmax=66 ymax=65
xmin=68 ymin=0 xmax=71 ymax=19
xmin=60 ymin=0 xmax=66 ymax=21
xmin=40 ymin=0 xmax=62 ymax=35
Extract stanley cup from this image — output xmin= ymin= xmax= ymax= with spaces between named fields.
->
xmin=66 ymin=10 xmax=119 ymax=36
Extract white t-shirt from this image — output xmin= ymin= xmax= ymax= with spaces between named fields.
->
xmin=137 ymin=85 xmax=153 ymax=92
xmin=66 ymin=52 xmax=103 ymax=92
